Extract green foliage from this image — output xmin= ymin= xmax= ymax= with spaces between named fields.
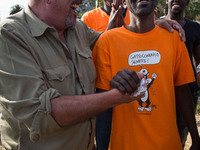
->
xmin=10 ymin=4 xmax=23 ymax=15
xmin=98 ymin=0 xmax=104 ymax=7
xmin=185 ymin=0 xmax=200 ymax=20
xmin=157 ymin=0 xmax=200 ymax=20
xmin=77 ymin=0 xmax=104 ymax=18
xmin=77 ymin=12 xmax=85 ymax=19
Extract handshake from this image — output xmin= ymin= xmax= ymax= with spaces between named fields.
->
xmin=110 ymin=68 xmax=147 ymax=99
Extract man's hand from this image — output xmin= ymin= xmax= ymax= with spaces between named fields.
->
xmin=106 ymin=0 xmax=125 ymax=30
xmin=155 ymin=19 xmax=186 ymax=41
xmin=110 ymin=68 xmax=144 ymax=95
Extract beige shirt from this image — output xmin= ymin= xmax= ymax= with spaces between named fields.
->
xmin=0 ymin=6 xmax=101 ymax=150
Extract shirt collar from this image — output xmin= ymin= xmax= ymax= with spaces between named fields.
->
xmin=24 ymin=6 xmax=50 ymax=37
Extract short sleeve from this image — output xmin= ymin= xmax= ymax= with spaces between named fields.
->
xmin=173 ymin=32 xmax=195 ymax=86
xmin=92 ymin=33 xmax=112 ymax=90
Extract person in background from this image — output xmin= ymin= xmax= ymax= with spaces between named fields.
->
xmin=92 ymin=0 xmax=200 ymax=149
xmin=82 ymin=0 xmax=185 ymax=149
xmin=81 ymin=0 xmax=130 ymax=32
xmin=154 ymin=8 xmax=160 ymax=19
xmin=165 ymin=0 xmax=200 ymax=148
xmin=160 ymin=6 xmax=168 ymax=18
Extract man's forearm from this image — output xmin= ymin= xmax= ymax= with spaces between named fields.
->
xmin=51 ymin=89 xmax=124 ymax=127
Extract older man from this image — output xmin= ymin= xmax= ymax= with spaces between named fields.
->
xmin=0 ymin=0 xmax=145 ymax=149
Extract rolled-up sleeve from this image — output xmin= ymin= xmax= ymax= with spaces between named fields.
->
xmin=0 ymin=23 xmax=61 ymax=142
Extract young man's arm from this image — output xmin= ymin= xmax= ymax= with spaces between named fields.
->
xmin=175 ymin=84 xmax=200 ymax=149
xmin=95 ymin=70 xmax=144 ymax=150
xmin=193 ymin=45 xmax=200 ymax=86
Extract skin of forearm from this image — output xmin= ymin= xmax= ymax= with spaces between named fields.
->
xmin=175 ymin=85 xmax=200 ymax=142
xmin=51 ymin=89 xmax=125 ymax=127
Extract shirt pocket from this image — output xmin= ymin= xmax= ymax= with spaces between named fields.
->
xmin=76 ymin=48 xmax=96 ymax=83
xmin=42 ymin=65 xmax=71 ymax=89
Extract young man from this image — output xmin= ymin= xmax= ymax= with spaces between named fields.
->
xmin=165 ymin=0 xmax=200 ymax=147
xmin=82 ymin=1 xmax=186 ymax=149
xmin=92 ymin=0 xmax=200 ymax=149
xmin=160 ymin=6 xmax=168 ymax=18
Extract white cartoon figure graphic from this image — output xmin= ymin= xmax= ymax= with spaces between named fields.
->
xmin=137 ymin=68 xmax=157 ymax=112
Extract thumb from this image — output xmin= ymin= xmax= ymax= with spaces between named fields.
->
xmin=136 ymin=72 xmax=144 ymax=80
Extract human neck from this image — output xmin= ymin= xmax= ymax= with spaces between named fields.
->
xmin=127 ymin=13 xmax=155 ymax=33
xmin=103 ymin=4 xmax=111 ymax=15
xmin=165 ymin=12 xmax=185 ymax=27
xmin=58 ymin=31 xmax=67 ymax=44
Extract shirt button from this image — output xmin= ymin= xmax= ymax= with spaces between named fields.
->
xmin=31 ymin=133 xmax=40 ymax=142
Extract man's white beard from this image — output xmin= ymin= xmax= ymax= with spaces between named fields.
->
xmin=65 ymin=15 xmax=76 ymax=29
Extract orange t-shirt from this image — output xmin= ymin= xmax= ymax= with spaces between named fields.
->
xmin=81 ymin=7 xmax=130 ymax=32
xmin=92 ymin=26 xmax=195 ymax=150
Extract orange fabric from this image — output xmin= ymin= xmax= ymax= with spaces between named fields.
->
xmin=81 ymin=7 xmax=130 ymax=32
xmin=92 ymin=26 xmax=195 ymax=150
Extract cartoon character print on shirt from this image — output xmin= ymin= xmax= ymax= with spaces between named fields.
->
xmin=137 ymin=68 xmax=157 ymax=112
xmin=128 ymin=50 xmax=161 ymax=113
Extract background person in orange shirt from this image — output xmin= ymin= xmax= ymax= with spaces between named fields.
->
xmin=81 ymin=0 xmax=130 ymax=32
xmin=92 ymin=0 xmax=200 ymax=149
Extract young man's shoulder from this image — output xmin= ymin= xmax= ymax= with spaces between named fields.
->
xmin=185 ymin=18 xmax=200 ymax=31
xmin=82 ymin=7 xmax=103 ymax=19
xmin=101 ymin=27 xmax=124 ymax=37
xmin=185 ymin=18 xmax=200 ymax=25
xmin=156 ymin=25 xmax=180 ymax=38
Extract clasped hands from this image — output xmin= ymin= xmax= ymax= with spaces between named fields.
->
xmin=110 ymin=68 xmax=146 ymax=101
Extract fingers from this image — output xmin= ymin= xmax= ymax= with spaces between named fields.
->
xmin=115 ymin=5 xmax=123 ymax=18
xmin=136 ymin=72 xmax=144 ymax=80
xmin=165 ymin=19 xmax=186 ymax=41
xmin=172 ymin=23 xmax=186 ymax=42
xmin=110 ymin=69 xmax=143 ymax=94
xmin=110 ymin=76 xmax=128 ymax=93
xmin=124 ymin=69 xmax=140 ymax=84
xmin=131 ymin=91 xmax=145 ymax=100
xmin=112 ymin=0 xmax=123 ymax=11
xmin=154 ymin=19 xmax=174 ymax=33
xmin=112 ymin=0 xmax=118 ymax=10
